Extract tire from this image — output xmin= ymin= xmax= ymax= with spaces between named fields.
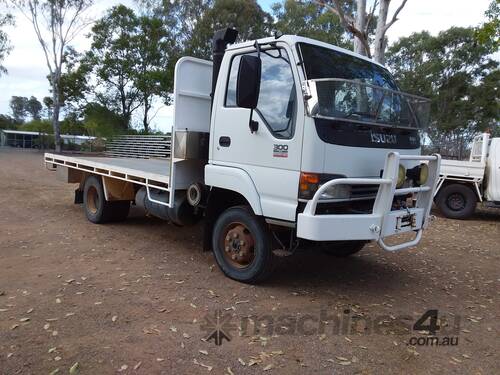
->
xmin=83 ymin=175 xmax=130 ymax=223
xmin=320 ymin=240 xmax=366 ymax=257
xmin=436 ymin=183 xmax=477 ymax=220
xmin=212 ymin=206 xmax=275 ymax=283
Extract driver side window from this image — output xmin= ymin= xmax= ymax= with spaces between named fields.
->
xmin=226 ymin=48 xmax=297 ymax=139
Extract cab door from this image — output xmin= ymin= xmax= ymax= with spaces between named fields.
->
xmin=211 ymin=45 xmax=304 ymax=221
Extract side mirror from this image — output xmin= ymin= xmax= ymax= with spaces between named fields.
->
xmin=236 ymin=55 xmax=261 ymax=109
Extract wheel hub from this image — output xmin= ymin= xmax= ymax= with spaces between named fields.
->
xmin=87 ymin=186 xmax=99 ymax=214
xmin=223 ymin=223 xmax=255 ymax=268
xmin=447 ymin=193 xmax=465 ymax=211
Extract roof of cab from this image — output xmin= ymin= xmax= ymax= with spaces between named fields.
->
xmin=225 ymin=34 xmax=387 ymax=69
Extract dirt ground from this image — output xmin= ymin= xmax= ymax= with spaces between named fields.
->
xmin=0 ymin=147 xmax=498 ymax=375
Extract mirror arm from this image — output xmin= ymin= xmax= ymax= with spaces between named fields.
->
xmin=254 ymin=40 xmax=261 ymax=57
xmin=249 ymin=108 xmax=259 ymax=133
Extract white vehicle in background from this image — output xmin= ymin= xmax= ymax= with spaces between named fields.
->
xmin=435 ymin=133 xmax=500 ymax=219
xmin=44 ymin=28 xmax=441 ymax=283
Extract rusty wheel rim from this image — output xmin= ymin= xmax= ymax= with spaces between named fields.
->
xmin=221 ymin=222 xmax=256 ymax=269
xmin=87 ymin=186 xmax=99 ymax=214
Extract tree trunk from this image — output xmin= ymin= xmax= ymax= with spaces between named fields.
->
xmin=374 ymin=0 xmax=390 ymax=64
xmin=143 ymin=97 xmax=150 ymax=134
xmin=354 ymin=0 xmax=367 ymax=55
xmin=51 ymin=71 xmax=62 ymax=152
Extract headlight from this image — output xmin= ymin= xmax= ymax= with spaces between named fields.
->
xmin=397 ymin=164 xmax=406 ymax=188
xmin=418 ymin=163 xmax=429 ymax=185
xmin=321 ymin=184 xmax=351 ymax=200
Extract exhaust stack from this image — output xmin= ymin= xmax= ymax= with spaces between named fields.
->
xmin=211 ymin=28 xmax=238 ymax=107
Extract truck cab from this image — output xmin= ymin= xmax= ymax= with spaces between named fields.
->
xmin=202 ymin=31 xmax=440 ymax=281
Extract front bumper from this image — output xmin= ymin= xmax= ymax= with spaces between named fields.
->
xmin=297 ymin=152 xmax=441 ymax=251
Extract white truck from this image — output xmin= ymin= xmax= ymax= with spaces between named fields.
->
xmin=435 ymin=133 xmax=500 ymax=219
xmin=44 ymin=28 xmax=441 ymax=283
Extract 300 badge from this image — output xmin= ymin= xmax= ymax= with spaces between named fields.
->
xmin=273 ymin=144 xmax=288 ymax=158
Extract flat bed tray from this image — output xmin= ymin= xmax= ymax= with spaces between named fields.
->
xmin=44 ymin=153 xmax=170 ymax=186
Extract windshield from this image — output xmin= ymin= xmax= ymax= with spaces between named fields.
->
xmin=298 ymin=43 xmax=430 ymax=129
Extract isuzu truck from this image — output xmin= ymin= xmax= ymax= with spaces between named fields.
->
xmin=44 ymin=28 xmax=441 ymax=283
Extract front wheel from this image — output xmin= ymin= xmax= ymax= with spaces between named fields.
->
xmin=436 ymin=183 xmax=477 ymax=219
xmin=212 ymin=206 xmax=275 ymax=283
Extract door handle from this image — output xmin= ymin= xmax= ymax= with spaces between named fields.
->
xmin=219 ymin=136 xmax=231 ymax=147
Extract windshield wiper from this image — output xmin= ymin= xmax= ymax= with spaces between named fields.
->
xmin=344 ymin=110 xmax=377 ymax=119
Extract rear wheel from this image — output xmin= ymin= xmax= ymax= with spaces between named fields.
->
xmin=83 ymin=175 xmax=130 ymax=223
xmin=212 ymin=206 xmax=275 ymax=283
xmin=436 ymin=183 xmax=477 ymax=219
xmin=320 ymin=240 xmax=366 ymax=257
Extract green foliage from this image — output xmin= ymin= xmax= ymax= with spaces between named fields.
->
xmin=386 ymin=27 xmax=499 ymax=151
xmin=475 ymin=0 xmax=500 ymax=46
xmin=18 ymin=119 xmax=53 ymax=133
xmin=9 ymin=96 xmax=29 ymax=123
xmin=271 ymin=0 xmax=350 ymax=49
xmin=59 ymin=47 xmax=92 ymax=110
xmin=43 ymin=96 xmax=53 ymax=118
xmin=185 ymin=0 xmax=272 ymax=59
xmin=0 ymin=114 xmax=19 ymax=129
xmin=8 ymin=95 xmax=44 ymax=122
xmin=67 ymin=4 xmax=176 ymax=132
xmin=82 ymin=102 xmax=128 ymax=138
xmin=27 ymin=96 xmax=43 ymax=120
xmin=0 ymin=13 xmax=13 ymax=77
xmin=60 ymin=111 xmax=86 ymax=135
xmin=82 ymin=5 xmax=140 ymax=129
xmin=134 ymin=13 xmax=175 ymax=131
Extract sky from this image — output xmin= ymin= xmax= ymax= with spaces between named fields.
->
xmin=0 ymin=0 xmax=493 ymax=133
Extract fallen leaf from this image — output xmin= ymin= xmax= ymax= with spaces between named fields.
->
xmin=199 ymin=350 xmax=208 ymax=356
xmin=193 ymin=358 xmax=213 ymax=371
xmin=238 ymin=358 xmax=246 ymax=366
xmin=69 ymin=362 xmax=79 ymax=374
xmin=112 ymin=315 xmax=118 ymax=322
xmin=263 ymin=364 xmax=274 ymax=371
xmin=134 ymin=362 xmax=142 ymax=370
